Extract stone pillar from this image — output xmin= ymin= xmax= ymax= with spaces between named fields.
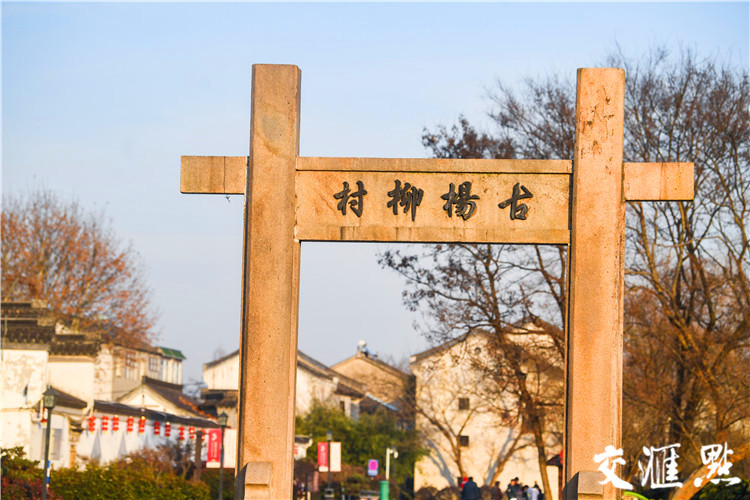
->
xmin=564 ymin=68 xmax=626 ymax=500
xmin=236 ymin=64 xmax=302 ymax=500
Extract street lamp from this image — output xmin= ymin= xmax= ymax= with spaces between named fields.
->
xmin=385 ymin=447 xmax=398 ymax=480
xmin=41 ymin=387 xmax=58 ymax=500
xmin=325 ymin=429 xmax=333 ymax=491
xmin=217 ymin=412 xmax=228 ymax=500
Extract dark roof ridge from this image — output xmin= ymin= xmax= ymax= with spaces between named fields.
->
xmin=142 ymin=375 xmax=183 ymax=391
xmin=48 ymin=386 xmax=88 ymax=409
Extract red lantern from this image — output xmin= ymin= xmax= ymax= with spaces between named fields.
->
xmin=88 ymin=416 xmax=96 ymax=432
xmin=165 ymin=422 xmax=171 ymax=437
xmin=101 ymin=416 xmax=109 ymax=432
xmin=154 ymin=421 xmax=161 ymax=435
xmin=127 ymin=416 xmax=134 ymax=433
xmin=178 ymin=426 xmax=185 ymax=441
xmin=201 ymin=430 xmax=206 ymax=442
xmin=189 ymin=427 xmax=195 ymax=440
xmin=112 ymin=416 xmax=120 ymax=432
xmin=138 ymin=416 xmax=146 ymax=434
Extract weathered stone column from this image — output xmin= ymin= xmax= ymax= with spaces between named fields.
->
xmin=564 ymin=68 xmax=626 ymax=500
xmin=236 ymin=64 xmax=301 ymax=500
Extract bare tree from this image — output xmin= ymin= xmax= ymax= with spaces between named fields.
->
xmin=2 ymin=188 xmax=157 ymax=346
xmin=389 ymin=47 xmax=749 ymax=494
xmin=410 ymin=333 xmax=530 ymax=486
xmin=614 ymin=48 xmax=750 ymax=479
xmin=381 ymin=243 xmax=563 ymax=495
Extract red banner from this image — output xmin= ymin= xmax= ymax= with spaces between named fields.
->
xmin=207 ymin=429 xmax=222 ymax=464
xmin=318 ymin=442 xmax=329 ymax=472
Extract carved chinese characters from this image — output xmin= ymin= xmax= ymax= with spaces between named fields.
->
xmin=332 ymin=179 xmax=533 ymax=222
xmin=387 ymin=180 xmax=424 ymax=221
xmin=333 ymin=181 xmax=367 ymax=217
xmin=442 ymin=182 xmax=479 ymax=220
xmin=296 ymin=171 xmax=568 ymax=244
xmin=498 ymin=183 xmax=533 ymax=220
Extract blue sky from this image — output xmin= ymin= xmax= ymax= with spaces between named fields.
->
xmin=3 ymin=2 xmax=748 ymax=386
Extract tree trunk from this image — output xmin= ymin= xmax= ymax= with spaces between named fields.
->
xmin=531 ymin=415 xmax=552 ymax=497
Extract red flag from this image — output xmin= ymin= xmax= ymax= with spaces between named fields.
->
xmin=207 ymin=429 xmax=221 ymax=464
xmin=317 ymin=442 xmax=329 ymax=472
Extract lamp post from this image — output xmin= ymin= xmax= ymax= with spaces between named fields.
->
xmin=385 ymin=447 xmax=398 ymax=480
xmin=217 ymin=412 xmax=228 ymax=500
xmin=41 ymin=387 xmax=58 ymax=500
xmin=326 ymin=429 xmax=333 ymax=491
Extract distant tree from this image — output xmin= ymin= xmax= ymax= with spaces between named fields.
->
xmin=1 ymin=188 xmax=157 ymax=346
xmin=295 ymin=401 xmax=427 ymax=495
xmin=385 ymin=47 xmax=749 ymax=496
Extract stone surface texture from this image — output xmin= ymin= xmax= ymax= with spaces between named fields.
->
xmin=237 ymin=64 xmax=302 ymax=500
xmin=564 ymin=68 xmax=625 ymax=500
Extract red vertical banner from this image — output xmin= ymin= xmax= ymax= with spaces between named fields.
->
xmin=206 ymin=429 xmax=221 ymax=466
xmin=317 ymin=442 xmax=329 ymax=472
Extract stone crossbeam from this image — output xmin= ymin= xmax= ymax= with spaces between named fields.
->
xmin=181 ymin=155 xmax=693 ymax=202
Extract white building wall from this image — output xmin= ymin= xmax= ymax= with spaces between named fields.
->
xmin=295 ymin=367 xmax=338 ymax=415
xmin=93 ymin=347 xmax=116 ymax=400
xmin=203 ymin=353 xmax=357 ymax=417
xmin=75 ymin=417 xmax=214 ymax=465
xmin=203 ymin=357 xmax=239 ymax=390
xmin=49 ymin=357 xmax=95 ymax=403
xmin=1 ymin=349 xmax=48 ymax=455
xmin=411 ymin=337 xmax=560 ymax=500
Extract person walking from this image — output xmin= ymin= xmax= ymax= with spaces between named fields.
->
xmin=506 ymin=477 xmax=523 ymax=500
xmin=461 ymin=476 xmax=482 ymax=500
xmin=527 ymin=482 xmax=541 ymax=500
xmin=490 ymin=481 xmax=503 ymax=500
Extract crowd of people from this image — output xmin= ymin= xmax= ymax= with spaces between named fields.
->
xmin=459 ymin=476 xmax=544 ymax=500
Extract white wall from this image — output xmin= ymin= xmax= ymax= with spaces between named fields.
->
xmin=2 ymin=349 xmax=48 ymax=409
xmin=203 ymin=355 xmax=239 ymax=390
xmin=411 ymin=337 xmax=560 ymax=500
xmin=93 ymin=347 xmax=117 ymax=400
xmin=75 ymin=417 xmax=214 ymax=465
xmin=295 ymin=366 xmax=338 ymax=415
xmin=49 ymin=357 xmax=95 ymax=403
xmin=1 ymin=349 xmax=48 ymax=455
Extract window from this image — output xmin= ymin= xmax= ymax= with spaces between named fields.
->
xmin=458 ymin=397 xmax=470 ymax=410
xmin=459 ymin=435 xmax=470 ymax=447
xmin=340 ymin=401 xmax=346 ymax=413
xmin=123 ymin=352 xmax=136 ymax=380
xmin=149 ymin=356 xmax=160 ymax=375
